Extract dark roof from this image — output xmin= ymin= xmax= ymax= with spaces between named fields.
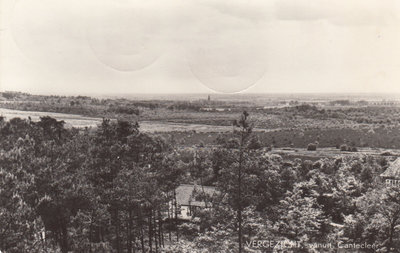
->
xmin=381 ymin=158 xmax=400 ymax=179
xmin=175 ymin=184 xmax=217 ymax=206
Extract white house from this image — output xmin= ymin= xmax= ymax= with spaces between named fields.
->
xmin=169 ymin=184 xmax=217 ymax=221
xmin=380 ymin=158 xmax=400 ymax=186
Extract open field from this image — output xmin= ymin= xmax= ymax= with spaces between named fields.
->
xmin=0 ymin=107 xmax=101 ymax=128
xmin=269 ymin=147 xmax=400 ymax=161
xmin=0 ymin=108 xmax=238 ymax=132
xmin=2 ymin=91 xmax=400 ymax=149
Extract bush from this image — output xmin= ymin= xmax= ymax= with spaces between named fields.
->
xmin=225 ymin=138 xmax=239 ymax=149
xmin=350 ymin=147 xmax=358 ymax=152
xmin=109 ymin=106 xmax=139 ymax=115
xmin=307 ymin=143 xmax=317 ymax=151
xmin=340 ymin=144 xmax=349 ymax=151
xmin=178 ymin=223 xmax=199 ymax=239
xmin=381 ymin=151 xmax=393 ymax=156
xmin=248 ymin=136 xmax=262 ymax=150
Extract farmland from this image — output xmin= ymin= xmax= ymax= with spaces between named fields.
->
xmin=1 ymin=91 xmax=400 ymax=150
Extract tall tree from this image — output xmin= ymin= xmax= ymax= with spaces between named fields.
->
xmin=214 ymin=111 xmax=253 ymax=252
xmin=233 ymin=111 xmax=252 ymax=253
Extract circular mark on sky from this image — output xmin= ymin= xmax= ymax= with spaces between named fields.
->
xmin=187 ymin=34 xmax=267 ymax=93
xmin=85 ymin=7 xmax=165 ymax=72
xmin=11 ymin=0 xmax=165 ymax=72
xmin=10 ymin=0 xmax=84 ymax=67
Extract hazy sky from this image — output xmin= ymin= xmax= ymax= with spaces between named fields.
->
xmin=1 ymin=0 xmax=400 ymax=94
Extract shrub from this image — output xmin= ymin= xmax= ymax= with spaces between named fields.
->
xmin=178 ymin=223 xmax=199 ymax=239
xmin=215 ymin=134 xmax=227 ymax=146
xmin=225 ymin=138 xmax=239 ymax=149
xmin=350 ymin=147 xmax=358 ymax=152
xmin=340 ymin=144 xmax=349 ymax=151
xmin=109 ymin=106 xmax=139 ymax=115
xmin=307 ymin=143 xmax=317 ymax=151
xmin=248 ymin=136 xmax=262 ymax=150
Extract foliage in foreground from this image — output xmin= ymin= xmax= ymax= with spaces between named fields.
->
xmin=0 ymin=114 xmax=399 ymax=253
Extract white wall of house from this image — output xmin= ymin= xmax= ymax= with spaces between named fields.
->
xmin=166 ymin=201 xmax=197 ymax=221
xmin=167 ymin=201 xmax=192 ymax=220
xmin=385 ymin=178 xmax=400 ymax=186
xmin=179 ymin=205 xmax=191 ymax=220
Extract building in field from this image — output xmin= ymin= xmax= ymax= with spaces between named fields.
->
xmin=168 ymin=184 xmax=217 ymax=221
xmin=380 ymin=158 xmax=400 ymax=186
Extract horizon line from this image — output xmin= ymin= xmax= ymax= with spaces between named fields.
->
xmin=2 ymin=90 xmax=400 ymax=97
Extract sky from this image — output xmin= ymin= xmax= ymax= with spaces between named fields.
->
xmin=1 ymin=0 xmax=400 ymax=95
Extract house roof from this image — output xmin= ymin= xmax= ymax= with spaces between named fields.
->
xmin=381 ymin=158 xmax=400 ymax=179
xmin=175 ymin=184 xmax=217 ymax=206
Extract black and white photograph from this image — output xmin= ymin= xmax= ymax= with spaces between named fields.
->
xmin=1 ymin=0 xmax=400 ymax=252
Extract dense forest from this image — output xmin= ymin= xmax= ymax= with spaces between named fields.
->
xmin=1 ymin=112 xmax=400 ymax=252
